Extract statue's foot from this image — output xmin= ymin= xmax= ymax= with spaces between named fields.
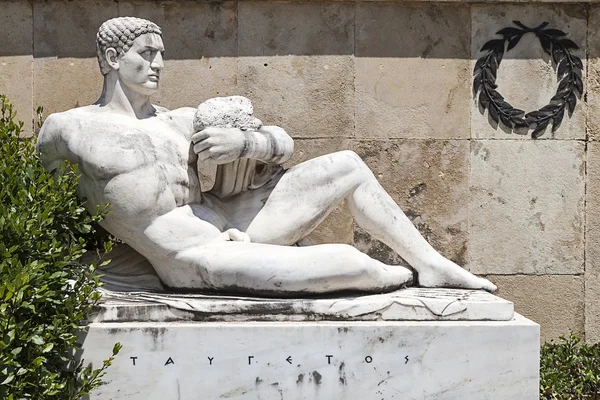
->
xmin=385 ymin=265 xmax=414 ymax=288
xmin=417 ymin=256 xmax=497 ymax=292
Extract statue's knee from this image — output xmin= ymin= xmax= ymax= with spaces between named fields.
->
xmin=337 ymin=150 xmax=362 ymax=163
xmin=332 ymin=150 xmax=367 ymax=176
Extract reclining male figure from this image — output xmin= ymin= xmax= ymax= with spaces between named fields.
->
xmin=37 ymin=17 xmax=496 ymax=295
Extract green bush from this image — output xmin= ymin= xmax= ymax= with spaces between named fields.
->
xmin=0 ymin=95 xmax=120 ymax=400
xmin=541 ymin=333 xmax=600 ymax=400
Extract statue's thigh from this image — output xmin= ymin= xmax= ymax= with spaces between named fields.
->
xmin=215 ymin=184 xmax=276 ymax=232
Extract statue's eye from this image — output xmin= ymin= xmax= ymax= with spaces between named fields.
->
xmin=142 ymin=50 xmax=153 ymax=56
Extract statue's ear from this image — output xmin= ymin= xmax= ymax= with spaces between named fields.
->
xmin=105 ymin=47 xmax=119 ymax=71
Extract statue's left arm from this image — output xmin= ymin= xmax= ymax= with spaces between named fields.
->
xmin=192 ymin=125 xmax=294 ymax=165
xmin=243 ymin=126 xmax=294 ymax=164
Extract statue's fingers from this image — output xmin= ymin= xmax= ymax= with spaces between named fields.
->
xmin=193 ymin=141 xmax=212 ymax=154
xmin=191 ymin=130 xmax=209 ymax=144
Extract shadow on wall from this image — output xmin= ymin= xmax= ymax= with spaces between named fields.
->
xmin=0 ymin=1 xmax=591 ymax=59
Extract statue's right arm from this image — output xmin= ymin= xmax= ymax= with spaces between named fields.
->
xmin=36 ymin=113 xmax=74 ymax=173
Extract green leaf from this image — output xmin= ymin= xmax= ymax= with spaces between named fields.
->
xmin=30 ymin=335 xmax=44 ymax=345
xmin=112 ymin=342 xmax=123 ymax=355
xmin=0 ymin=95 xmax=117 ymax=399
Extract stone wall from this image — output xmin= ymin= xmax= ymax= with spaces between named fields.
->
xmin=1 ymin=0 xmax=598 ymax=342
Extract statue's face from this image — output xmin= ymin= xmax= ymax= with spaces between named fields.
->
xmin=116 ymin=33 xmax=165 ymax=96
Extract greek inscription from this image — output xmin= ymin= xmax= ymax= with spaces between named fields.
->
xmin=365 ymin=356 xmax=373 ymax=363
xmin=286 ymin=356 xmax=292 ymax=365
xmin=208 ymin=357 xmax=214 ymax=365
xmin=130 ymin=356 xmax=137 ymax=366
xmin=405 ymin=356 xmax=409 ymax=364
xmin=165 ymin=357 xmax=174 ymax=366
xmin=326 ymin=355 xmax=333 ymax=364
xmin=248 ymin=356 xmax=254 ymax=365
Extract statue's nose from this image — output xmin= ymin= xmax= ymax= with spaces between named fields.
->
xmin=152 ymin=52 xmax=164 ymax=70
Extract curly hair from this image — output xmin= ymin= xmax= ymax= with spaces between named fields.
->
xmin=96 ymin=17 xmax=162 ymax=75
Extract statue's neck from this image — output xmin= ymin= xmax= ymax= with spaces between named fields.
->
xmin=96 ymin=74 xmax=156 ymax=119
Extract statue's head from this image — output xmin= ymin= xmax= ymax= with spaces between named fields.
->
xmin=96 ymin=17 xmax=164 ymax=95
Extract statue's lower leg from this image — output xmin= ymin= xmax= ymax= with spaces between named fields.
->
xmin=245 ymin=150 xmax=496 ymax=292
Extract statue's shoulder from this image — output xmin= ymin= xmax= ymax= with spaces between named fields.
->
xmin=40 ymin=107 xmax=94 ymax=136
xmin=37 ymin=107 xmax=100 ymax=161
xmin=157 ymin=106 xmax=196 ymax=136
xmin=37 ymin=110 xmax=72 ymax=146
xmin=161 ymin=106 xmax=195 ymax=120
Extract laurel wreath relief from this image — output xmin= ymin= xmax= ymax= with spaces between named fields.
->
xmin=473 ymin=21 xmax=583 ymax=138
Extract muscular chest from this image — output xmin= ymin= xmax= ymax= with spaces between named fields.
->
xmin=73 ymin=116 xmax=194 ymax=181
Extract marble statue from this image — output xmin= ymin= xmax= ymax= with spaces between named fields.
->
xmin=36 ymin=17 xmax=497 ymax=296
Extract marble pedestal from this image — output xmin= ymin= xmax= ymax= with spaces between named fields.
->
xmin=81 ymin=289 xmax=540 ymax=400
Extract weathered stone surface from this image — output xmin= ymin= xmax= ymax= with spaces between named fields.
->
xmin=353 ymin=140 xmax=469 ymax=265
xmin=587 ymin=6 xmax=600 ymax=141
xmin=0 ymin=57 xmax=33 ymax=133
xmin=284 ymin=139 xmax=354 ymax=245
xmin=471 ymin=5 xmax=587 ymax=139
xmin=96 ymin=288 xmax=515 ymax=322
xmin=157 ymin=59 xmax=238 ymax=110
xmin=34 ymin=58 xmax=104 ymax=116
xmin=355 ymin=4 xmax=471 ymax=140
xmin=118 ymin=1 xmax=238 ymax=109
xmin=586 ymin=274 xmax=600 ymax=343
xmin=82 ymin=316 xmax=539 ymax=400
xmin=194 ymin=96 xmax=261 ymax=132
xmin=238 ymin=2 xmax=354 ymax=138
xmin=0 ymin=1 xmax=32 ymax=134
xmin=238 ymin=56 xmax=354 ymax=138
xmin=238 ymin=2 xmax=353 ymax=57
xmin=585 ymin=142 xmax=600 ymax=343
xmin=487 ymin=275 xmax=584 ymax=342
xmin=470 ymin=140 xmax=584 ymax=274
xmin=33 ymin=0 xmax=117 ymax=115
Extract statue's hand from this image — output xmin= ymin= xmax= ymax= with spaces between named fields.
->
xmin=192 ymin=127 xmax=248 ymax=164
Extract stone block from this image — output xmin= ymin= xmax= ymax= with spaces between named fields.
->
xmin=238 ymin=3 xmax=354 ymax=138
xmin=238 ymin=56 xmax=354 ymax=138
xmin=587 ymin=274 xmax=600 ymax=343
xmin=94 ymin=288 xmax=515 ymax=323
xmin=0 ymin=57 xmax=33 ymax=134
xmin=33 ymin=0 xmax=117 ymax=115
xmin=469 ymin=140 xmax=584 ymax=275
xmin=284 ymin=139 xmax=354 ymax=245
xmin=0 ymin=1 xmax=33 ymax=133
xmin=471 ymin=5 xmax=587 ymax=139
xmin=587 ymin=6 xmax=600 ymax=141
xmin=157 ymin=59 xmax=238 ymax=110
xmin=33 ymin=0 xmax=117 ymax=58
xmin=238 ymin=2 xmax=353 ymax=57
xmin=34 ymin=58 xmax=104 ymax=116
xmin=487 ymin=275 xmax=584 ymax=342
xmin=118 ymin=1 xmax=238 ymax=109
xmin=82 ymin=316 xmax=539 ymax=399
xmin=355 ymin=4 xmax=471 ymax=140
xmin=585 ymin=142 xmax=600 ymax=342
xmin=353 ymin=140 xmax=469 ymax=266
